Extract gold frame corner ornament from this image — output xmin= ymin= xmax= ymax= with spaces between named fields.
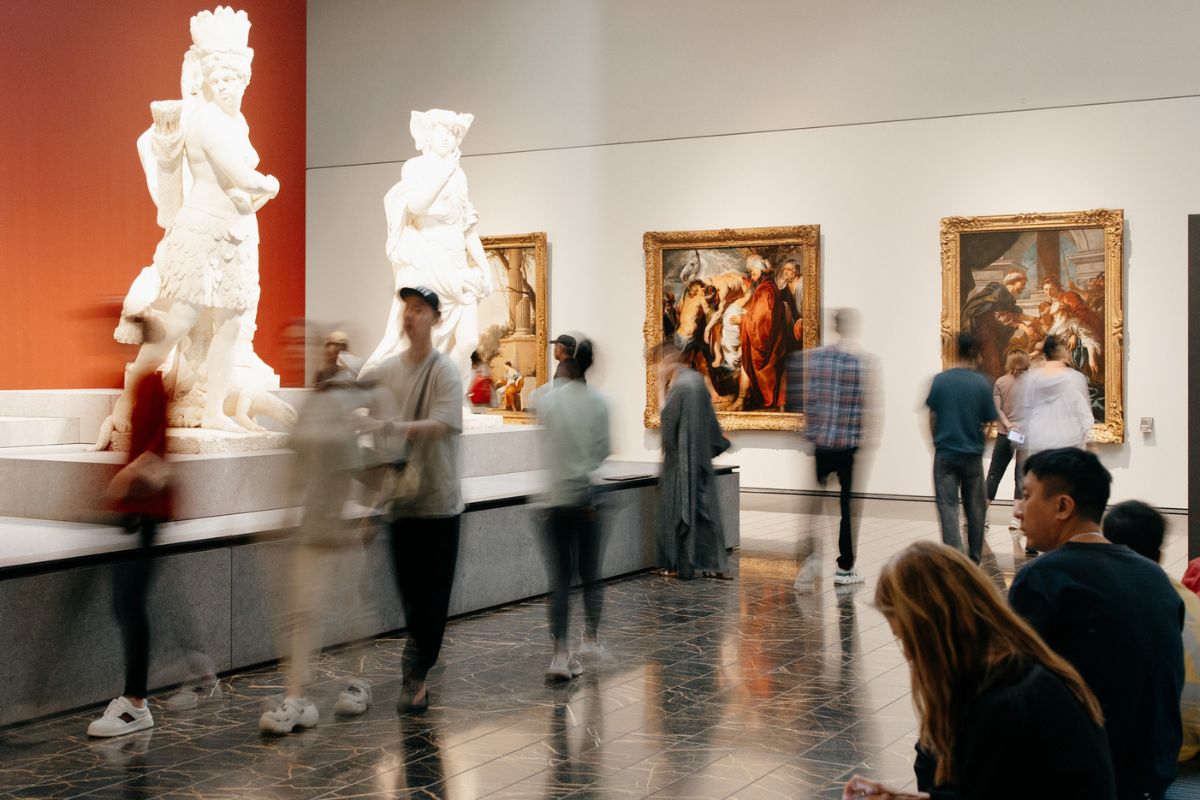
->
xmin=939 ymin=209 xmax=1124 ymax=444
xmin=643 ymin=225 xmax=822 ymax=432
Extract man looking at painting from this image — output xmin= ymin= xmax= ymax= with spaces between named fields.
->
xmin=960 ymin=270 xmax=1029 ymax=381
xmin=926 ymin=332 xmax=997 ymax=564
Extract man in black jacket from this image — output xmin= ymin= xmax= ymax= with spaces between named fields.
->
xmin=1011 ymin=448 xmax=1183 ymax=800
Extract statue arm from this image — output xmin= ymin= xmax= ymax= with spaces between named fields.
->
xmin=465 ymin=230 xmax=494 ymax=294
xmin=403 ymin=153 xmax=459 ymax=217
xmin=199 ymin=118 xmax=278 ymax=199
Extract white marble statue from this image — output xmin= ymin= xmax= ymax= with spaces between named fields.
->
xmin=95 ymin=7 xmax=290 ymax=449
xmin=363 ymin=109 xmax=495 ymax=381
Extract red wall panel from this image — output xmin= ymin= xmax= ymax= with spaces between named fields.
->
xmin=0 ymin=0 xmax=306 ymax=388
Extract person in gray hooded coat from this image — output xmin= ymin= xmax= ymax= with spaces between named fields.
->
xmin=655 ymin=342 xmax=732 ymax=580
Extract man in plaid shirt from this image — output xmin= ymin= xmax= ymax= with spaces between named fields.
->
xmin=786 ymin=308 xmax=868 ymax=589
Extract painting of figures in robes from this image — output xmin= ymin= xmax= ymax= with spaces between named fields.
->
xmin=644 ymin=226 xmax=821 ymax=432
xmin=940 ymin=209 xmax=1125 ymax=443
xmin=476 ymin=232 xmax=548 ymax=421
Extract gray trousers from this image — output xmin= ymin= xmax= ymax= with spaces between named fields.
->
xmin=933 ymin=451 xmax=987 ymax=564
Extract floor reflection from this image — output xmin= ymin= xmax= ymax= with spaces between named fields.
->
xmin=8 ymin=508 xmax=1185 ymax=798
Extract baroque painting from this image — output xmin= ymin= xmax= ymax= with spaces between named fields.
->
xmin=477 ymin=232 xmax=548 ymax=421
xmin=940 ymin=210 xmax=1124 ymax=443
xmin=644 ymin=226 xmax=821 ymax=431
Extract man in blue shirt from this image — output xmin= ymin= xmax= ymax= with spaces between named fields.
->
xmin=925 ymin=332 xmax=997 ymax=563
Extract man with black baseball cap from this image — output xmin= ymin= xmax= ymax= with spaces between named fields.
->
xmin=551 ymin=333 xmax=579 ymax=383
xmin=364 ymin=285 xmax=463 ymax=713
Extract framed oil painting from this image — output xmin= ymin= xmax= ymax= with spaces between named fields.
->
xmin=477 ymin=232 xmax=548 ymax=422
xmin=940 ymin=210 xmax=1124 ymax=443
xmin=644 ymin=226 xmax=821 ymax=432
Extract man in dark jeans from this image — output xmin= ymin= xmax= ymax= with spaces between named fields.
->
xmin=925 ymin=332 xmax=996 ymax=563
xmin=787 ymin=308 xmax=871 ymax=589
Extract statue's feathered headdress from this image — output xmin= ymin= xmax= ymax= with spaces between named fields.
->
xmin=190 ymin=6 xmax=253 ymax=76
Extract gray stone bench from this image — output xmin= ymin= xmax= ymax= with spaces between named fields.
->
xmin=0 ymin=461 xmax=738 ymax=726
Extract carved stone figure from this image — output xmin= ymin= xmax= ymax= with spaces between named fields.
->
xmin=363 ymin=109 xmax=494 ymax=381
xmin=95 ymin=7 xmax=290 ymax=449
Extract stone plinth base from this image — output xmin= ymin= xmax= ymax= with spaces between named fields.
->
xmin=109 ymin=428 xmax=290 ymax=454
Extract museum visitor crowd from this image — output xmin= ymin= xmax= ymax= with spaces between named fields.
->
xmin=86 ymin=293 xmax=1194 ymax=800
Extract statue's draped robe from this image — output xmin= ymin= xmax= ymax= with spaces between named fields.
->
xmin=657 ymin=368 xmax=731 ymax=578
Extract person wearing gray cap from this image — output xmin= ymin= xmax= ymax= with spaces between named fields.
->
xmin=363 ymin=285 xmax=464 ymax=713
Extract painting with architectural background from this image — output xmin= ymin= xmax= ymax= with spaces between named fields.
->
xmin=941 ymin=210 xmax=1125 ymax=442
xmin=477 ymin=233 xmax=547 ymax=420
xmin=644 ymin=226 xmax=821 ymax=432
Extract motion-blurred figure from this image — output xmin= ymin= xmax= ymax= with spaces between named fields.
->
xmin=926 ymin=332 xmax=996 ymax=564
xmin=1017 ymin=334 xmax=1092 ymax=455
xmin=466 ymin=350 xmax=494 ymax=410
xmin=536 ymin=336 xmax=611 ymax=681
xmin=313 ymin=329 xmax=363 ymax=385
xmin=789 ymin=309 xmax=871 ymax=590
xmin=655 ymin=341 xmax=732 ymax=580
xmin=985 ymin=349 xmax=1029 ymax=532
xmin=88 ymin=315 xmax=173 ymax=738
xmin=259 ymin=360 xmax=374 ymax=735
xmin=366 ymin=286 xmax=464 ymax=714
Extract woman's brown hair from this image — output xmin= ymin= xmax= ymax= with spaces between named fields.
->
xmin=875 ymin=541 xmax=1102 ymax=785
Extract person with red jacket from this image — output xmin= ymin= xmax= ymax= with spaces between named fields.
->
xmin=88 ymin=316 xmax=174 ymax=738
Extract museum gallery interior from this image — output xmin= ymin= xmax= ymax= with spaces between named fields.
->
xmin=1 ymin=1 xmax=1198 ymax=798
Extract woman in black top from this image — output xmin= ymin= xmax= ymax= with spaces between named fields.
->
xmin=842 ymin=541 xmax=1116 ymax=800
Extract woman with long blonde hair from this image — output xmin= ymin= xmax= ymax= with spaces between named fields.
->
xmin=843 ymin=542 xmax=1115 ymax=799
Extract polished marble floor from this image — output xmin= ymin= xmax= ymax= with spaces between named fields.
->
xmin=1 ymin=500 xmax=1188 ymax=799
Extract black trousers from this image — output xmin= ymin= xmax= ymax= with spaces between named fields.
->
xmin=543 ymin=504 xmax=604 ymax=644
xmin=389 ymin=515 xmax=461 ymax=682
xmin=814 ymin=446 xmax=857 ymax=571
xmin=985 ymin=435 xmax=1024 ymax=503
xmin=114 ymin=516 xmax=159 ymax=698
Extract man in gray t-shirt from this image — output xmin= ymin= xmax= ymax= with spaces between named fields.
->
xmin=365 ymin=286 xmax=463 ymax=714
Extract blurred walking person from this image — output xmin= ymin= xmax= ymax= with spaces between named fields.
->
xmin=985 ymin=349 xmax=1029 ymax=532
xmin=367 ymin=287 xmax=464 ymax=713
xmin=259 ymin=364 xmax=375 ymax=734
xmin=1019 ymin=334 xmax=1092 ymax=455
xmin=89 ymin=315 xmax=173 ymax=737
xmin=925 ymin=333 xmax=996 ymax=564
xmin=655 ymin=342 xmax=732 ymax=580
xmin=789 ymin=308 xmax=871 ymax=590
xmin=536 ymin=336 xmax=611 ymax=680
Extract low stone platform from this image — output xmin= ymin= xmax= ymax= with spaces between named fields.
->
xmin=109 ymin=428 xmax=291 ymax=454
xmin=0 ymin=425 xmax=544 ymax=523
xmin=0 ymin=462 xmax=740 ymax=726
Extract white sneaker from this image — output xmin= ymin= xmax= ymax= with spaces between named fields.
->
xmin=832 ymin=569 xmax=864 ymax=586
xmin=546 ymin=651 xmax=582 ymax=681
xmin=87 ymin=697 xmax=154 ymax=738
xmin=334 ymin=680 xmax=372 ymax=716
xmin=259 ymin=698 xmax=318 ymax=735
xmin=793 ymin=558 xmax=824 ymax=592
xmin=578 ymin=636 xmax=610 ymax=661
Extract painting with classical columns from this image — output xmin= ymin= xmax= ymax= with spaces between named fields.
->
xmin=477 ymin=233 xmax=548 ymax=419
xmin=940 ymin=210 xmax=1125 ymax=443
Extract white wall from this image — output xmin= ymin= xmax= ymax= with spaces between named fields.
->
xmin=307 ymin=1 xmax=1200 ymax=508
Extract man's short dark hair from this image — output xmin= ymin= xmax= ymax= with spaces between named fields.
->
xmin=1102 ymin=500 xmax=1165 ymax=563
xmin=1023 ymin=447 xmax=1111 ymax=523
xmin=956 ymin=332 xmax=980 ymax=361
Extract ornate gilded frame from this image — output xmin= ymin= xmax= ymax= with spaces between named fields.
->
xmin=643 ymin=225 xmax=821 ymax=431
xmin=940 ymin=209 xmax=1124 ymax=443
xmin=480 ymin=232 xmax=548 ymax=424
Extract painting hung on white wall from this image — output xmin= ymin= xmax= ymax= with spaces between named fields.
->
xmin=475 ymin=232 xmax=548 ymax=421
xmin=940 ymin=209 xmax=1125 ymax=443
xmin=644 ymin=226 xmax=821 ymax=432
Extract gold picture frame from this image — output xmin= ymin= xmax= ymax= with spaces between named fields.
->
xmin=478 ymin=232 xmax=548 ymax=424
xmin=940 ymin=209 xmax=1124 ymax=443
xmin=644 ymin=226 xmax=821 ymax=432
